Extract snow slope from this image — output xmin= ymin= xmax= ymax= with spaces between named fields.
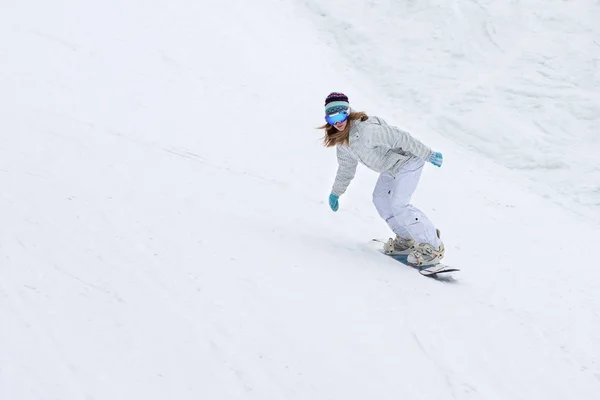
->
xmin=300 ymin=0 xmax=600 ymax=223
xmin=1 ymin=1 xmax=599 ymax=399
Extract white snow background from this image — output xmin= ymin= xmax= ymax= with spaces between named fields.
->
xmin=1 ymin=0 xmax=599 ymax=399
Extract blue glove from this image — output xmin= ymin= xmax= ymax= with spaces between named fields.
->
xmin=328 ymin=193 xmax=339 ymax=212
xmin=429 ymin=151 xmax=443 ymax=167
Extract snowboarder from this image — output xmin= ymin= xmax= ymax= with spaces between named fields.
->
xmin=321 ymin=92 xmax=445 ymax=266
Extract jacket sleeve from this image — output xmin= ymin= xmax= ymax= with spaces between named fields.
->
xmin=364 ymin=122 xmax=433 ymax=162
xmin=332 ymin=145 xmax=358 ymax=196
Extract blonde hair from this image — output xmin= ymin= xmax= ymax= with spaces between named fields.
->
xmin=320 ymin=111 xmax=369 ymax=147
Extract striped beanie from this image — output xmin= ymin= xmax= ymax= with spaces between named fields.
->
xmin=324 ymin=92 xmax=350 ymax=115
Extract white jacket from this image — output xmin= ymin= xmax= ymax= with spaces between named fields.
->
xmin=332 ymin=116 xmax=432 ymax=196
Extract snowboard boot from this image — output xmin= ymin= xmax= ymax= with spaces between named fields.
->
xmin=407 ymin=229 xmax=445 ymax=266
xmin=383 ymin=235 xmax=416 ymax=255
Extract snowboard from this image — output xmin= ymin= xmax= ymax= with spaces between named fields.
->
xmin=371 ymin=239 xmax=460 ymax=277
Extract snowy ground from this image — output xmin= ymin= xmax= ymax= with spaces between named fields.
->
xmin=1 ymin=1 xmax=599 ymax=399
xmin=301 ymin=0 xmax=600 ymax=222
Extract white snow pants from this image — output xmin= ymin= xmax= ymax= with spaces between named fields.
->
xmin=372 ymin=157 xmax=441 ymax=248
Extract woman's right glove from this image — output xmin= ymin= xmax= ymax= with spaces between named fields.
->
xmin=429 ymin=151 xmax=443 ymax=167
xmin=328 ymin=193 xmax=339 ymax=212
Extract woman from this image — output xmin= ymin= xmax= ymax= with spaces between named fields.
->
xmin=321 ymin=92 xmax=445 ymax=266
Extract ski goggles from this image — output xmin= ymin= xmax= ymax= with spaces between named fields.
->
xmin=325 ymin=109 xmax=350 ymax=125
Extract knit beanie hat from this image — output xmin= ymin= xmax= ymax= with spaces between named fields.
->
xmin=324 ymin=92 xmax=350 ymax=115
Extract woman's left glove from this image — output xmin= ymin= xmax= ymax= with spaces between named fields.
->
xmin=328 ymin=193 xmax=339 ymax=212
xmin=429 ymin=152 xmax=443 ymax=167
